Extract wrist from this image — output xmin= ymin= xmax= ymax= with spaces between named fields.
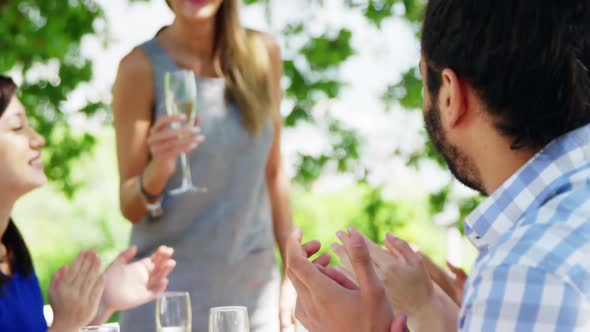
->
xmin=142 ymin=162 xmax=169 ymax=198
xmin=138 ymin=166 xmax=165 ymax=218
xmin=407 ymin=294 xmax=445 ymax=332
xmin=139 ymin=172 xmax=161 ymax=202
xmin=148 ymin=157 xmax=175 ymax=180
xmin=49 ymin=317 xmax=77 ymax=332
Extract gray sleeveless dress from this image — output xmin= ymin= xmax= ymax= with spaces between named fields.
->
xmin=119 ymin=36 xmax=280 ymax=332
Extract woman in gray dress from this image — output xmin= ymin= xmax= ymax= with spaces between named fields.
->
xmin=111 ymin=0 xmax=296 ymax=331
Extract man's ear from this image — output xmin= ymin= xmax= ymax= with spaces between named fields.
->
xmin=438 ymin=68 xmax=468 ymax=129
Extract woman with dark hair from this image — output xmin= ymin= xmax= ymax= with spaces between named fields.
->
xmin=0 ymin=75 xmax=177 ymax=331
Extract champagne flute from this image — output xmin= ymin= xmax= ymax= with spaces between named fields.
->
xmin=156 ymin=291 xmax=192 ymax=332
xmin=209 ymin=306 xmax=249 ymax=332
xmin=164 ymin=69 xmax=207 ymax=195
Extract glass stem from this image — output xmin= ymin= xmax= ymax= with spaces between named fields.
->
xmin=180 ymin=153 xmax=193 ymax=186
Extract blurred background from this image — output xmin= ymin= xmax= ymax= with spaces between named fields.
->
xmin=2 ymin=0 xmax=480 ymax=309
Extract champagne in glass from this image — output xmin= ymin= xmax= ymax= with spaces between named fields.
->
xmin=156 ymin=292 xmax=192 ymax=332
xmin=209 ymin=306 xmax=249 ymax=332
xmin=164 ymin=69 xmax=207 ymax=195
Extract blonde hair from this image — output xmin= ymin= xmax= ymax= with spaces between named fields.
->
xmin=167 ymin=0 xmax=275 ymax=134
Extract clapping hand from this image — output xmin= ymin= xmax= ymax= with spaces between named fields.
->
xmin=97 ymin=245 xmax=176 ymax=321
xmin=49 ymin=250 xmax=105 ymax=332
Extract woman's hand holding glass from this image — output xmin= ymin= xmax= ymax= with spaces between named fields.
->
xmin=48 ymin=250 xmax=105 ymax=332
xmin=146 ymin=115 xmax=205 ymax=180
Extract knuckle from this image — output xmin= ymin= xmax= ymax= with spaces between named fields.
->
xmin=414 ymin=254 xmax=423 ymax=264
xmin=383 ymin=267 xmax=396 ymax=282
xmin=412 ymin=256 xmax=423 ymax=267
xmin=289 ymin=256 xmax=306 ymax=271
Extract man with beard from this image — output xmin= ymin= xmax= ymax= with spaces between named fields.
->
xmin=285 ymin=0 xmax=590 ymax=331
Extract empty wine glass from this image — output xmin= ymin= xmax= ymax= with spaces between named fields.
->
xmin=156 ymin=291 xmax=192 ymax=332
xmin=209 ymin=306 xmax=249 ymax=332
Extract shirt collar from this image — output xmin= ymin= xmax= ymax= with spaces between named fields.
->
xmin=464 ymin=123 xmax=590 ymax=251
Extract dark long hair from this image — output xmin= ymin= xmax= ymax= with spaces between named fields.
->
xmin=0 ymin=76 xmax=34 ymax=292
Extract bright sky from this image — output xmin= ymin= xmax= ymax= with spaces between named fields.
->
xmin=75 ymin=0 xmax=455 ymax=202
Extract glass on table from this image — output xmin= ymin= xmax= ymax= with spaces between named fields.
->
xmin=156 ymin=291 xmax=192 ymax=332
xmin=209 ymin=306 xmax=249 ymax=332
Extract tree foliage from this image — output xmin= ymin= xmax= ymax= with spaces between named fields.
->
xmin=0 ymin=0 xmax=105 ymax=197
xmin=249 ymin=0 xmax=480 ymax=237
xmin=0 ymin=0 xmax=478 ymax=236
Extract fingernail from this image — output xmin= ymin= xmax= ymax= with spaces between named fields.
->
xmin=336 ymin=231 xmax=345 ymax=239
xmin=191 ymin=128 xmax=200 ymax=134
xmin=348 ymin=226 xmax=355 ymax=234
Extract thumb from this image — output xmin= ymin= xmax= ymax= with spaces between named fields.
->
xmin=117 ymin=245 xmax=138 ymax=263
xmin=390 ymin=313 xmax=408 ymax=332
xmin=347 ymin=227 xmax=381 ymax=295
xmin=51 ymin=265 xmax=67 ymax=289
xmin=447 ymin=261 xmax=468 ymax=279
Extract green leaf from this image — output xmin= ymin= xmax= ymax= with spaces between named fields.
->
xmin=301 ymin=30 xmax=355 ymax=71
xmin=294 ymin=154 xmax=330 ymax=186
xmin=364 ymin=0 xmax=396 ymax=28
xmin=428 ymin=185 xmax=450 ymax=215
xmin=382 ymin=66 xmax=423 ymax=111
xmin=284 ymin=103 xmax=312 ymax=127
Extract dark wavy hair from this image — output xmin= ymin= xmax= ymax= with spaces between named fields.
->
xmin=0 ymin=76 xmax=34 ymax=293
xmin=422 ymin=0 xmax=590 ymax=149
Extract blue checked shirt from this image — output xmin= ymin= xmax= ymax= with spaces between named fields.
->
xmin=459 ymin=123 xmax=590 ymax=331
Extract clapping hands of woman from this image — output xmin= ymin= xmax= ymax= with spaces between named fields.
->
xmin=48 ymin=245 xmax=176 ymax=331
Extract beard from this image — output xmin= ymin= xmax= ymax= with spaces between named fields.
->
xmin=424 ymin=102 xmax=487 ymax=195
